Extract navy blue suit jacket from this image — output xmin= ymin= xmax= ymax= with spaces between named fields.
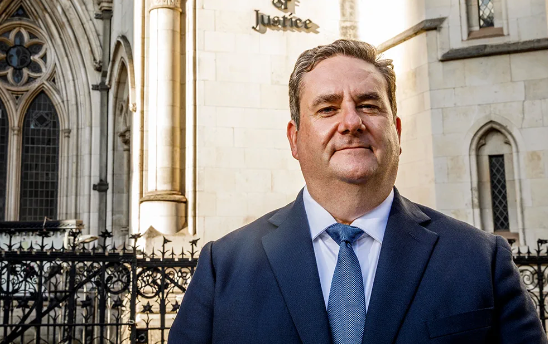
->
xmin=168 ymin=189 xmax=546 ymax=343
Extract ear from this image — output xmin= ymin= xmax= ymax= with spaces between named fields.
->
xmin=287 ymin=120 xmax=299 ymax=160
xmin=395 ymin=116 xmax=402 ymax=155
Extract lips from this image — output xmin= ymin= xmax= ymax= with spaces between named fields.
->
xmin=337 ymin=146 xmax=371 ymax=151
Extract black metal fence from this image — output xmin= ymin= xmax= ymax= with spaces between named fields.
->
xmin=510 ymin=239 xmax=548 ymax=332
xmin=1 ymin=222 xmax=547 ymax=344
xmin=0 ymin=223 xmax=199 ymax=344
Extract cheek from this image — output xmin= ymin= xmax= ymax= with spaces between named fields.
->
xmin=312 ymin=119 xmax=339 ymax=148
xmin=370 ymin=122 xmax=399 ymax=152
xmin=302 ymin=120 xmax=337 ymax=149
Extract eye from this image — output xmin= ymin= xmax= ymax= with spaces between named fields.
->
xmin=357 ymin=104 xmax=380 ymax=112
xmin=318 ymin=106 xmax=337 ymax=115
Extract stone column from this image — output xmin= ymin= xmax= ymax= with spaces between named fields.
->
xmin=340 ymin=0 xmax=359 ymax=39
xmin=8 ymin=126 xmax=20 ymax=220
xmin=140 ymin=0 xmax=186 ymax=235
xmin=119 ymin=127 xmax=131 ymax=239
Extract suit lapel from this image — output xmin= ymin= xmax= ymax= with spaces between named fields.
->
xmin=362 ymin=189 xmax=439 ymax=344
xmin=262 ymin=191 xmax=331 ymax=344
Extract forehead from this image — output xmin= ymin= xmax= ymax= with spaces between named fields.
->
xmin=300 ymin=55 xmax=388 ymax=103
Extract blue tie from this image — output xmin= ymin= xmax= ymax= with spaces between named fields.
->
xmin=326 ymin=223 xmax=366 ymax=344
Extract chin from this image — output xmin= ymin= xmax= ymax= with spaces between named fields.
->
xmin=334 ymin=168 xmax=376 ymax=185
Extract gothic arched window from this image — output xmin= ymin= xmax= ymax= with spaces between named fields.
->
xmin=0 ymin=99 xmax=8 ymax=220
xmin=476 ymin=129 xmax=516 ymax=233
xmin=19 ymin=92 xmax=59 ymax=221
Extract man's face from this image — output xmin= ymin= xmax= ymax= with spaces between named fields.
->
xmin=287 ymin=55 xmax=402 ymax=188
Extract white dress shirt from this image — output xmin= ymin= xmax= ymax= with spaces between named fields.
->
xmin=303 ymin=186 xmax=394 ymax=310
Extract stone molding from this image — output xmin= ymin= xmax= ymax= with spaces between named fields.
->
xmin=376 ymin=17 xmax=548 ymax=62
xmin=377 ymin=17 xmax=446 ymax=53
xmin=149 ymin=0 xmax=182 ymax=12
xmin=98 ymin=0 xmax=113 ymax=12
xmin=440 ymin=38 xmax=548 ymax=61
xmin=140 ymin=192 xmax=187 ymax=204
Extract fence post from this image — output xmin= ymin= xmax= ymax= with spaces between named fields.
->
xmin=538 ymin=239 xmax=547 ymax=331
xmin=65 ymin=258 xmax=76 ymax=344
xmin=129 ymin=236 xmax=139 ymax=344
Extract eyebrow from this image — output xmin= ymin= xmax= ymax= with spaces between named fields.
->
xmin=311 ymin=93 xmax=343 ymax=108
xmin=355 ymin=92 xmax=382 ymax=103
xmin=310 ymin=92 xmax=383 ymax=108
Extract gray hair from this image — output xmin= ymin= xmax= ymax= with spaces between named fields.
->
xmin=288 ymin=39 xmax=397 ymax=128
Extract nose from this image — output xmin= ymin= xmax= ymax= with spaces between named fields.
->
xmin=338 ymin=103 xmax=365 ymax=135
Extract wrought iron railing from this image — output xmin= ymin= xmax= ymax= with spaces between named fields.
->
xmin=0 ymin=222 xmax=547 ymax=343
xmin=0 ymin=225 xmax=199 ymax=344
xmin=510 ymin=239 xmax=548 ymax=332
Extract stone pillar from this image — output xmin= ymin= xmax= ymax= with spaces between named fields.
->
xmin=140 ymin=0 xmax=186 ymax=235
xmin=8 ymin=126 xmax=20 ymax=220
xmin=119 ymin=127 xmax=131 ymax=238
xmin=340 ymin=0 xmax=358 ymax=39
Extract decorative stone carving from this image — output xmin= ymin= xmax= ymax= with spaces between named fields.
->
xmin=118 ymin=98 xmax=131 ymax=150
xmin=93 ymin=59 xmax=102 ymax=71
xmin=129 ymin=103 xmax=136 ymax=112
xmin=118 ymin=128 xmax=131 ymax=151
xmin=63 ymin=128 xmax=72 ymax=138
xmin=118 ymin=99 xmax=129 ymax=129
xmin=11 ymin=126 xmax=19 ymax=136
xmin=149 ymin=0 xmax=182 ymax=12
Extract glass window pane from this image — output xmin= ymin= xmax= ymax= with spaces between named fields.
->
xmin=19 ymin=92 xmax=59 ymax=221
xmin=478 ymin=0 xmax=495 ymax=28
xmin=489 ymin=155 xmax=509 ymax=230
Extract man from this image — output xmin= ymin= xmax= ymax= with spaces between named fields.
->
xmin=168 ymin=40 xmax=546 ymax=343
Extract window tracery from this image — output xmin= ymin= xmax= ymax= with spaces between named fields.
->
xmin=0 ymin=27 xmax=47 ymax=87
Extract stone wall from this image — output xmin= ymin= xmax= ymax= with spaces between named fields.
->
xmin=428 ymin=47 xmax=548 ymax=245
xmin=374 ymin=0 xmax=548 ymax=245
xmin=384 ymin=32 xmax=438 ymax=209
xmin=195 ymin=0 xmax=345 ymax=242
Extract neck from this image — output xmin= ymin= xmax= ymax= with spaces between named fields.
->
xmin=307 ymin=181 xmax=393 ymax=224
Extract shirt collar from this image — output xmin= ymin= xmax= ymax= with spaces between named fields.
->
xmin=303 ymin=186 xmax=394 ymax=244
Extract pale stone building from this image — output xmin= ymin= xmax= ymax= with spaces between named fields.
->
xmin=0 ymin=0 xmax=546 ymax=248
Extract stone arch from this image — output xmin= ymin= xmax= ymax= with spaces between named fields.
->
xmin=0 ymin=0 xmax=103 ymax=223
xmin=467 ymin=119 xmax=525 ymax=244
xmin=7 ymin=83 xmax=68 ymax=221
xmin=21 ymin=0 xmax=102 ymax=223
xmin=0 ymin=87 xmax=17 ymax=128
xmin=107 ymin=36 xmax=136 ymax=108
xmin=107 ymin=61 xmax=132 ymax=243
xmin=16 ymin=82 xmax=67 ymax=130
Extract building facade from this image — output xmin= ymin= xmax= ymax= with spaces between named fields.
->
xmin=0 ymin=0 xmax=546 ymax=249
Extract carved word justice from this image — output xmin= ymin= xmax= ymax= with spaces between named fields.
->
xmin=252 ymin=0 xmax=313 ymax=32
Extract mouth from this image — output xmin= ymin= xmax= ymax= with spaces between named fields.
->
xmin=337 ymin=146 xmax=372 ymax=151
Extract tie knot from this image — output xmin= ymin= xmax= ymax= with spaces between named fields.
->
xmin=325 ymin=223 xmax=363 ymax=245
